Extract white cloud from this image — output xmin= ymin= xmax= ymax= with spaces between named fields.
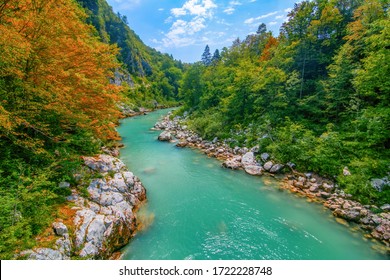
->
xmin=158 ymin=8 xmax=164 ymax=11
xmin=161 ymin=17 xmax=208 ymax=48
xmin=244 ymin=11 xmax=278 ymax=24
xmin=160 ymin=0 xmax=218 ymax=49
xmin=269 ymin=21 xmax=278 ymax=26
xmin=275 ymin=15 xmax=284 ymax=20
xmin=229 ymin=1 xmax=242 ymax=5
xmin=223 ymin=0 xmax=242 ymax=15
xmin=171 ymin=7 xmax=187 ymax=17
xmin=249 ymin=0 xmax=257 ymax=2
xmin=165 ymin=16 xmax=173 ymax=23
xmin=171 ymin=0 xmax=217 ymax=18
xmin=223 ymin=7 xmax=235 ymax=15
xmin=284 ymin=8 xmax=292 ymax=13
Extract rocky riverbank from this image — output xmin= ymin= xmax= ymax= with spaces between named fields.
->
xmin=19 ymin=152 xmax=146 ymax=260
xmin=154 ymin=112 xmax=390 ymax=250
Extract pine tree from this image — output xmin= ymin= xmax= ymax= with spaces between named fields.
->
xmin=212 ymin=49 xmax=221 ymax=63
xmin=201 ymin=45 xmax=212 ymax=66
xmin=256 ymin=23 xmax=267 ymax=35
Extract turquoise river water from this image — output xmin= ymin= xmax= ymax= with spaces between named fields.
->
xmin=117 ymin=109 xmax=388 ymax=260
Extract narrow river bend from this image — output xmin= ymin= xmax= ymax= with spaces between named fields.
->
xmin=117 ymin=109 xmax=387 ymax=260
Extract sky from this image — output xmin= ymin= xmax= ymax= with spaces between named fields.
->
xmin=106 ymin=0 xmax=299 ymax=63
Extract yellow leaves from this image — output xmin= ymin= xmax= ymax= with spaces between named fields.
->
xmin=0 ymin=105 xmax=13 ymax=131
xmin=0 ymin=0 xmax=123 ymax=148
xmin=0 ymin=24 xmax=31 ymax=78
xmin=345 ymin=0 xmax=386 ymax=43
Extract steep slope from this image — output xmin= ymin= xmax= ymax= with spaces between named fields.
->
xmin=76 ymin=0 xmax=184 ymax=107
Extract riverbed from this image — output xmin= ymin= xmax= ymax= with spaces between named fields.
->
xmin=117 ymin=109 xmax=387 ymax=260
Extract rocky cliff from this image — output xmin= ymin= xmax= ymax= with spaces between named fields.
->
xmin=20 ymin=154 xmax=146 ymax=260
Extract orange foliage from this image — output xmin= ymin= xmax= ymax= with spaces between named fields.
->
xmin=260 ymin=36 xmax=279 ymax=62
xmin=0 ymin=0 xmax=122 ymax=145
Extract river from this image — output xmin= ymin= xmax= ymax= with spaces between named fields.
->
xmin=117 ymin=109 xmax=387 ymax=260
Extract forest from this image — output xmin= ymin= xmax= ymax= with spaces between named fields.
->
xmin=0 ymin=0 xmax=388 ymax=259
xmin=178 ymin=0 xmax=389 ymax=205
xmin=0 ymin=0 xmax=182 ymax=258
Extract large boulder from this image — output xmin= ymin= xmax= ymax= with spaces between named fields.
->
xmin=269 ymin=164 xmax=284 ymax=174
xmin=260 ymin=153 xmax=270 ymax=162
xmin=222 ymin=156 xmax=242 ymax=170
xmin=222 ymin=159 xmax=241 ymax=170
xmin=241 ymin=152 xmax=256 ymax=167
xmin=371 ymin=178 xmax=389 ymax=192
xmin=73 ymin=165 xmax=146 ymax=257
xmin=158 ymin=131 xmax=172 ymax=141
xmin=244 ymin=165 xmax=264 ymax=176
xmin=250 ymin=145 xmax=260 ymax=153
xmin=263 ymin=161 xmax=273 ymax=171
xmin=52 ymin=222 xmax=68 ymax=236
xmin=176 ymin=140 xmax=188 ymax=148
xmin=83 ymin=155 xmax=126 ymax=174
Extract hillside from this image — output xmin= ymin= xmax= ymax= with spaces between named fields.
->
xmin=76 ymin=0 xmax=184 ymax=107
xmin=178 ymin=0 xmax=389 ymax=205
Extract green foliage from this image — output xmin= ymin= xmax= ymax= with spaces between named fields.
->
xmin=187 ymin=110 xmax=225 ymax=139
xmin=76 ymin=0 xmax=184 ymax=106
xmin=179 ymin=0 xmax=390 ymax=205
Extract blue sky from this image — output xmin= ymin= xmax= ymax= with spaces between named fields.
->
xmin=106 ymin=0 xmax=299 ymax=62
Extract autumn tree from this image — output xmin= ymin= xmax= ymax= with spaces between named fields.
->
xmin=0 ymin=0 xmax=122 ymax=258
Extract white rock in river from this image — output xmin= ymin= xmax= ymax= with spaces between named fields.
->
xmin=158 ymin=131 xmax=172 ymax=141
xmin=244 ymin=165 xmax=264 ymax=176
xmin=222 ymin=159 xmax=241 ymax=170
xmin=241 ymin=152 xmax=256 ymax=167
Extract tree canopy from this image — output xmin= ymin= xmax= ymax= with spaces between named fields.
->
xmin=179 ymin=0 xmax=389 ymax=205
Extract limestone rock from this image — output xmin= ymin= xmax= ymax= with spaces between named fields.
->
xmin=85 ymin=215 xmax=106 ymax=249
xmin=25 ymin=248 xmax=65 ymax=260
xmin=263 ymin=161 xmax=273 ymax=171
xmin=59 ymin=182 xmax=70 ymax=188
xmin=52 ymin=222 xmax=68 ymax=236
xmin=269 ymin=164 xmax=284 ymax=174
xmin=55 ymin=235 xmax=72 ymax=257
xmin=250 ymin=145 xmax=260 ymax=153
xmin=322 ymin=182 xmax=334 ymax=193
xmin=83 ymin=155 xmax=125 ymax=173
xmin=244 ymin=165 xmax=264 ymax=176
xmin=80 ymin=242 xmax=99 ymax=258
xmin=241 ymin=152 xmax=256 ymax=167
xmin=371 ymin=178 xmax=389 ymax=192
xmin=158 ymin=131 xmax=172 ymax=141
xmin=222 ymin=158 xmax=242 ymax=170
xmin=260 ymin=153 xmax=270 ymax=162
xmin=381 ymin=204 xmax=390 ymax=212
xmin=176 ymin=140 xmax=188 ymax=148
